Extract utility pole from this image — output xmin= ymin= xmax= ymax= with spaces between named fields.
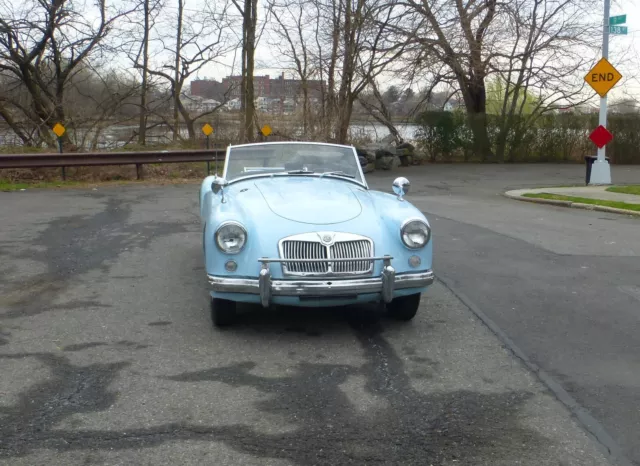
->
xmin=590 ymin=0 xmax=613 ymax=184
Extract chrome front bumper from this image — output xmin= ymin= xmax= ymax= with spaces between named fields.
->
xmin=207 ymin=256 xmax=435 ymax=307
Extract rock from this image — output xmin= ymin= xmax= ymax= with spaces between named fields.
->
xmin=375 ymin=147 xmax=396 ymax=159
xmin=355 ymin=147 xmax=376 ymax=164
xmin=355 ymin=147 xmax=368 ymax=158
xmin=396 ymin=141 xmax=415 ymax=152
xmin=381 ymin=134 xmax=396 ymax=144
xmin=362 ymin=163 xmax=375 ymax=173
xmin=396 ymin=142 xmax=416 ymax=164
xmin=376 ymin=155 xmax=400 ymax=170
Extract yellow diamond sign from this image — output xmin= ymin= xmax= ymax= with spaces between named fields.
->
xmin=52 ymin=123 xmax=66 ymax=137
xmin=261 ymin=124 xmax=272 ymax=137
xmin=584 ymin=58 xmax=622 ymax=98
xmin=202 ymin=123 xmax=214 ymax=136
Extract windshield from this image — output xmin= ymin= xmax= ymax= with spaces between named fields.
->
xmin=224 ymin=143 xmax=364 ymax=184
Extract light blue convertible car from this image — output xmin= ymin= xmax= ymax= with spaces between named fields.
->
xmin=199 ymin=141 xmax=434 ymax=327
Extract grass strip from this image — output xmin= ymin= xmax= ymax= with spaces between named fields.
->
xmin=522 ymin=193 xmax=640 ymax=212
xmin=0 ymin=178 xmax=200 ymax=192
xmin=606 ymin=185 xmax=640 ymax=196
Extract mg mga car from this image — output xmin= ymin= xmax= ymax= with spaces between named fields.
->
xmin=199 ymin=141 xmax=434 ymax=327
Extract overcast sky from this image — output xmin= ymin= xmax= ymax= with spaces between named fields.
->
xmin=179 ymin=0 xmax=640 ymax=105
xmin=77 ymin=0 xmax=640 ymax=104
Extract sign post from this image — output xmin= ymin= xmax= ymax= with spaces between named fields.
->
xmin=582 ymin=0 xmax=623 ymax=185
xmin=202 ymin=123 xmax=214 ymax=174
xmin=52 ymin=123 xmax=66 ymax=180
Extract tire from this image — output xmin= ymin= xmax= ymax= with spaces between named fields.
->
xmin=386 ymin=293 xmax=421 ymax=321
xmin=211 ymin=296 xmax=237 ymax=327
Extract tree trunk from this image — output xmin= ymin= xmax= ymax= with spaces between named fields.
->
xmin=138 ymin=0 xmax=150 ymax=145
xmin=173 ymin=0 xmax=183 ymax=142
xmin=238 ymin=0 xmax=248 ymax=142
xmin=178 ymin=101 xmax=196 ymax=140
xmin=336 ymin=96 xmax=355 ymax=143
xmin=243 ymin=0 xmax=257 ymax=143
xmin=324 ymin=0 xmax=341 ymax=140
xmin=460 ymin=78 xmax=494 ymax=161
xmin=0 ymin=104 xmax=32 ymax=145
xmin=302 ymin=83 xmax=309 ymax=138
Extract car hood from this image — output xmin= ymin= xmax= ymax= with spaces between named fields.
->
xmin=252 ymin=176 xmax=363 ymax=224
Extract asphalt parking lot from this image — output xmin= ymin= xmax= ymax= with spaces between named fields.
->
xmin=1 ymin=163 xmax=638 ymax=465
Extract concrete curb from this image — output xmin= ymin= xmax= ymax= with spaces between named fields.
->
xmin=503 ymin=190 xmax=640 ymax=217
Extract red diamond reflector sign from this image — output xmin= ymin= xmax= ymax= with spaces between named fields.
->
xmin=589 ymin=125 xmax=613 ymax=148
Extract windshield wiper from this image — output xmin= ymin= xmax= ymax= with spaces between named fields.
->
xmin=287 ymin=169 xmax=315 ymax=174
xmin=320 ymin=171 xmax=356 ymax=179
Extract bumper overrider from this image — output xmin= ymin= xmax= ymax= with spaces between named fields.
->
xmin=207 ymin=256 xmax=435 ymax=307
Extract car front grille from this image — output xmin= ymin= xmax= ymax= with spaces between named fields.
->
xmin=330 ymin=240 xmax=372 ymax=273
xmin=281 ymin=240 xmax=329 ymax=274
xmin=280 ymin=234 xmax=374 ymax=276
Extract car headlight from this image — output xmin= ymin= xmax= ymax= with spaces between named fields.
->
xmin=215 ymin=221 xmax=247 ymax=254
xmin=401 ymin=219 xmax=431 ymax=249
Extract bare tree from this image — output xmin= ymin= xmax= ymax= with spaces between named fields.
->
xmin=390 ymin=0 xmax=604 ymax=161
xmin=309 ymin=0 xmax=407 ymax=143
xmin=357 ymin=80 xmax=404 ymax=144
xmin=231 ymin=0 xmax=259 ymax=142
xmin=64 ymin=66 xmax=141 ymax=150
xmin=489 ymin=0 xmax=599 ymax=161
xmin=388 ymin=0 xmax=499 ymax=159
xmin=135 ymin=0 xmax=165 ymax=145
xmin=133 ymin=0 xmax=234 ymax=141
xmin=266 ymin=0 xmax=322 ymax=138
xmin=0 ymin=0 xmax=133 ymax=147
xmin=0 ymin=73 xmax=33 ymax=145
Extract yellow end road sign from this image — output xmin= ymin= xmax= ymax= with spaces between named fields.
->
xmin=52 ymin=123 xmax=66 ymax=137
xmin=202 ymin=123 xmax=214 ymax=136
xmin=261 ymin=125 xmax=272 ymax=137
xmin=584 ymin=58 xmax=622 ymax=98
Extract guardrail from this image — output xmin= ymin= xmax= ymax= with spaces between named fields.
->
xmin=0 ymin=148 xmax=227 ymax=180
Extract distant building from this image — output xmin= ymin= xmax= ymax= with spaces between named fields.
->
xmin=269 ymin=72 xmax=324 ymax=100
xmin=192 ymin=73 xmax=324 ymax=101
xmin=190 ymin=79 xmax=226 ymax=101
xmin=220 ymin=75 xmax=271 ymax=99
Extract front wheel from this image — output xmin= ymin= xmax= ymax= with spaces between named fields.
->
xmin=211 ymin=296 xmax=237 ymax=327
xmin=386 ymin=293 xmax=421 ymax=321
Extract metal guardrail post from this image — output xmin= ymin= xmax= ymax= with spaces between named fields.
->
xmin=136 ymin=164 xmax=143 ymax=180
xmin=57 ymin=137 xmax=65 ymax=180
xmin=206 ymin=136 xmax=211 ymax=175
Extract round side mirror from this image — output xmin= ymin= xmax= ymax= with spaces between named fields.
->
xmin=211 ymin=176 xmax=228 ymax=194
xmin=392 ymin=177 xmax=410 ymax=200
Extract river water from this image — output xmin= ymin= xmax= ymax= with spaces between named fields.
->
xmin=0 ymin=121 xmax=421 ymax=150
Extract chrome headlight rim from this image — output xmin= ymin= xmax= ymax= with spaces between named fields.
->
xmin=214 ymin=221 xmax=247 ymax=254
xmin=400 ymin=218 xmax=431 ymax=249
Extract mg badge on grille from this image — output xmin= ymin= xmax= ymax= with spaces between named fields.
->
xmin=322 ymin=234 xmax=332 ymax=243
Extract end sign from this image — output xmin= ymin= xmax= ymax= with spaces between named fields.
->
xmin=584 ymin=57 xmax=622 ymax=97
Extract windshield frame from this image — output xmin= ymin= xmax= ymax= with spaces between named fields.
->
xmin=221 ymin=141 xmax=369 ymax=189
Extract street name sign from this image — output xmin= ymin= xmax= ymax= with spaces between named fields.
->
xmin=609 ymin=14 xmax=626 ymax=25
xmin=609 ymin=26 xmax=627 ymax=35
